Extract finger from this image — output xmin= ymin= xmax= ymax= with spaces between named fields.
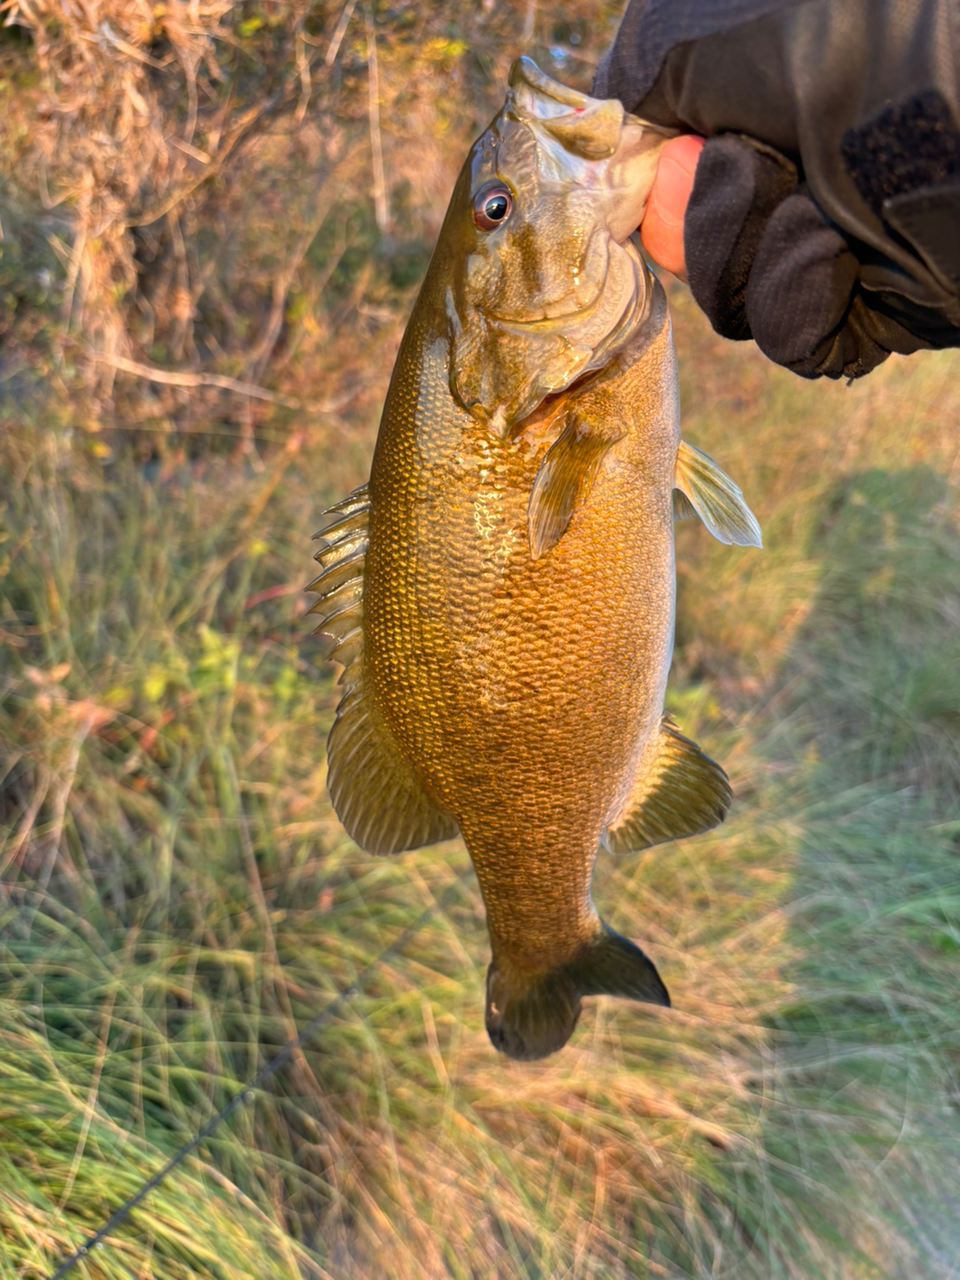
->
xmin=640 ymin=134 xmax=704 ymax=280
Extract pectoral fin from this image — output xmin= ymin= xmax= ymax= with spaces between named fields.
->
xmin=528 ymin=418 xmax=622 ymax=559
xmin=604 ymin=717 xmax=732 ymax=853
xmin=674 ymin=440 xmax=763 ymax=547
xmin=309 ymin=486 xmax=459 ymax=854
xmin=672 ymin=488 xmax=697 ymax=522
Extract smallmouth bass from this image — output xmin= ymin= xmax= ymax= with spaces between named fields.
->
xmin=310 ymin=59 xmax=762 ymax=1061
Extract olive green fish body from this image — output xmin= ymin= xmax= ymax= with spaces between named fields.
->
xmin=367 ymin=294 xmax=678 ymax=971
xmin=310 ymin=60 xmax=762 ymax=1060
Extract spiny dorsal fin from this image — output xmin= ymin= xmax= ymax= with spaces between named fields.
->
xmin=604 ymin=716 xmax=732 ymax=853
xmin=308 ymin=484 xmax=459 ymax=854
xmin=674 ymin=440 xmax=763 ymax=547
xmin=528 ymin=417 xmax=623 ymax=559
xmin=308 ymin=485 xmax=371 ymax=693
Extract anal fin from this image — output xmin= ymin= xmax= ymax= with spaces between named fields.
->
xmin=674 ymin=440 xmax=763 ymax=547
xmin=309 ymin=484 xmax=459 ymax=855
xmin=605 ymin=717 xmax=732 ymax=854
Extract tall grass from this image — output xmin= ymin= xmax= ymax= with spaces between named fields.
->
xmin=4 ymin=320 xmax=960 ymax=1278
xmin=2 ymin=4 xmax=960 ymax=1277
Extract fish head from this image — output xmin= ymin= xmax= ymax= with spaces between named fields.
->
xmin=446 ymin=57 xmax=673 ymax=437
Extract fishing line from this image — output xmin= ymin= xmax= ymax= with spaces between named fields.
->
xmin=47 ymin=878 xmax=462 ymax=1280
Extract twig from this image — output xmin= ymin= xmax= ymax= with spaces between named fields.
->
xmin=523 ymin=0 xmax=537 ymax=41
xmin=88 ymin=352 xmax=303 ymax=408
xmin=365 ymin=10 xmax=389 ymax=234
xmin=82 ymin=22 xmax=169 ymax=70
xmin=246 ymin=151 xmax=360 ymax=382
xmin=324 ymin=0 xmax=358 ymax=67
xmin=169 ymin=137 xmax=212 ymax=164
xmin=128 ymin=98 xmax=276 ymax=229
xmin=295 ymin=27 xmax=312 ymax=123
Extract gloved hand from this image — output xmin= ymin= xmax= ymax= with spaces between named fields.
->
xmin=594 ymin=0 xmax=960 ymax=379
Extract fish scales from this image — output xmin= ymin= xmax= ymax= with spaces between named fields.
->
xmin=370 ymin=308 xmax=677 ymax=957
xmin=310 ymin=59 xmax=762 ymax=1060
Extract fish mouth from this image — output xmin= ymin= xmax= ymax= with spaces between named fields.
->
xmin=507 ymin=57 xmax=675 ymax=240
xmin=485 ymin=231 xmax=649 ymax=351
xmin=460 ymin=241 xmax=653 ymax=439
xmin=485 ymin=226 xmax=612 ymax=330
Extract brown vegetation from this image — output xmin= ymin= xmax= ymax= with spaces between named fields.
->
xmin=2 ymin=4 xmax=959 ymax=1279
xmin=0 ymin=0 xmax=619 ymax=449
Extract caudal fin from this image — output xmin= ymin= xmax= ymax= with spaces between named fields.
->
xmin=485 ymin=924 xmax=670 ymax=1061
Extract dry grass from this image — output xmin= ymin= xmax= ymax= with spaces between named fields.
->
xmin=4 ymin=323 xmax=959 ymax=1280
xmin=2 ymin=4 xmax=960 ymax=1279
xmin=0 ymin=0 xmax=619 ymax=439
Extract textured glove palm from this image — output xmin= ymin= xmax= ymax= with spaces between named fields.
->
xmin=595 ymin=0 xmax=960 ymax=378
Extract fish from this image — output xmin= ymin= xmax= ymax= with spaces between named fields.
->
xmin=309 ymin=58 xmax=762 ymax=1061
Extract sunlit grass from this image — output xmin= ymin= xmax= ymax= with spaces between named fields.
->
xmin=3 ymin=288 xmax=960 ymax=1277
xmin=2 ymin=5 xmax=959 ymax=1268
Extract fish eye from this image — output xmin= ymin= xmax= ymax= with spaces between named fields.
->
xmin=473 ymin=184 xmax=513 ymax=231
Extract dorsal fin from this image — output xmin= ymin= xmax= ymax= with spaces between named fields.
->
xmin=604 ymin=717 xmax=731 ymax=854
xmin=325 ymin=688 xmax=459 ymax=854
xmin=308 ymin=485 xmax=371 ymax=695
xmin=308 ymin=486 xmax=459 ymax=854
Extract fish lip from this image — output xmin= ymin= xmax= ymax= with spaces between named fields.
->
xmin=508 ymin=55 xmax=595 ymax=113
xmin=487 ymin=290 xmax=604 ymax=333
xmin=460 ymin=243 xmax=652 ymax=439
xmin=503 ymin=240 xmax=651 ymax=367
xmin=482 ymin=227 xmax=611 ymax=332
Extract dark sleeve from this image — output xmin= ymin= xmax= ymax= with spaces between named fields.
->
xmin=595 ymin=0 xmax=960 ymax=378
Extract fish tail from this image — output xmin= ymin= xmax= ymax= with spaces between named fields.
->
xmin=485 ymin=924 xmax=670 ymax=1061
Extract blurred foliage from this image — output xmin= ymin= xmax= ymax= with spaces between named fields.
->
xmin=2 ymin=3 xmax=960 ymax=1279
xmin=0 ymin=0 xmax=621 ymax=449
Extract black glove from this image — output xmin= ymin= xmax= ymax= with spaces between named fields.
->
xmin=594 ymin=0 xmax=960 ymax=378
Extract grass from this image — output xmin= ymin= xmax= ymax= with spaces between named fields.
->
xmin=3 ymin=305 xmax=959 ymax=1278
xmin=2 ymin=4 xmax=960 ymax=1276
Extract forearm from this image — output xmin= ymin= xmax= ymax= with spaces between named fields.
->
xmin=597 ymin=0 xmax=960 ymax=376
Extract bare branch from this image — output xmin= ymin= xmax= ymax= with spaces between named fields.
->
xmin=365 ymin=10 xmax=389 ymax=234
xmin=89 ymin=351 xmax=303 ymax=408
